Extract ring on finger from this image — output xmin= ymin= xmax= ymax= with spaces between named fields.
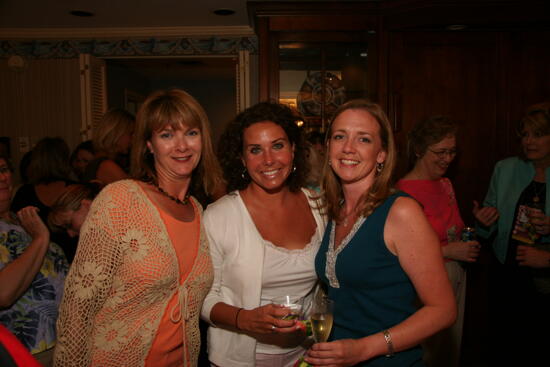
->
xmin=271 ymin=325 xmax=276 ymax=331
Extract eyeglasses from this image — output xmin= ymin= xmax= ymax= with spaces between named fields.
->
xmin=428 ymin=148 xmax=457 ymax=159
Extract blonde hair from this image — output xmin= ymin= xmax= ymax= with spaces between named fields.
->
xmin=321 ymin=99 xmax=396 ymax=222
xmin=48 ymin=183 xmax=100 ymax=232
xmin=519 ymin=102 xmax=550 ymax=136
xmin=131 ymin=89 xmax=224 ymax=201
xmin=92 ymin=108 xmax=135 ymax=158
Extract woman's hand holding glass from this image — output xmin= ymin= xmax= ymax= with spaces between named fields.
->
xmin=237 ymin=303 xmax=298 ymax=334
xmin=305 ymin=338 xmax=367 ymax=367
xmin=444 ymin=241 xmax=480 ymax=262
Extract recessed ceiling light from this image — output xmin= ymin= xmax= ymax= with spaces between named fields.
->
xmin=446 ymin=24 xmax=467 ymax=31
xmin=70 ymin=10 xmax=95 ymax=17
xmin=213 ymin=8 xmax=235 ymax=16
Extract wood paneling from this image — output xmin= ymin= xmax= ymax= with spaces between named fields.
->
xmin=0 ymin=58 xmax=81 ymax=184
xmin=389 ymin=31 xmax=499 ymax=224
xmin=387 ymin=29 xmax=550 ymax=366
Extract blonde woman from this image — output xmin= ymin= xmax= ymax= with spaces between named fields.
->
xmin=83 ymin=108 xmax=135 ymax=185
xmin=306 ymin=99 xmax=456 ymax=366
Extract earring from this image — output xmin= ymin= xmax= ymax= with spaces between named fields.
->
xmin=292 ymin=164 xmax=296 ymax=172
xmin=376 ymin=162 xmax=384 ymax=173
xmin=241 ymin=168 xmax=247 ymax=180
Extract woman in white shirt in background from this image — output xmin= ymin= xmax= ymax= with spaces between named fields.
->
xmin=201 ymin=102 xmax=326 ymax=367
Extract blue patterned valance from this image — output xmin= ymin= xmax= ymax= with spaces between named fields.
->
xmin=0 ymin=36 xmax=258 ymax=58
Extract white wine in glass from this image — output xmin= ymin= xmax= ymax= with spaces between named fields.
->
xmin=311 ymin=297 xmax=334 ymax=342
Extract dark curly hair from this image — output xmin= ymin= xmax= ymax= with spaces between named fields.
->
xmin=218 ymin=101 xmax=309 ymax=193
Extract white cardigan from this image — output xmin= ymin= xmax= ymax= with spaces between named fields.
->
xmin=201 ymin=189 xmax=326 ymax=367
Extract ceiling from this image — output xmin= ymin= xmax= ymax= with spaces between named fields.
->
xmin=0 ymin=0 xmax=367 ymax=30
xmin=2 ymin=1 xmax=546 ymax=81
xmin=0 ymin=0 xmax=254 ymax=29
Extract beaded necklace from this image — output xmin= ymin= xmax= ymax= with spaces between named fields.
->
xmin=152 ymin=181 xmax=190 ymax=206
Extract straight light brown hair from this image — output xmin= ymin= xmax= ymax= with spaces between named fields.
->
xmin=131 ymin=89 xmax=224 ymax=201
xmin=321 ymin=99 xmax=396 ymax=222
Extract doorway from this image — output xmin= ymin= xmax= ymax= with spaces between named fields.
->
xmin=105 ymin=56 xmax=238 ymax=143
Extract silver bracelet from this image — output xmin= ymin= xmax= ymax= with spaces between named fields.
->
xmin=382 ymin=329 xmax=394 ymax=357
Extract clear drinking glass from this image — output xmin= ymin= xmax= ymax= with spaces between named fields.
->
xmin=271 ymin=295 xmax=304 ymax=320
xmin=310 ymin=296 xmax=334 ymax=342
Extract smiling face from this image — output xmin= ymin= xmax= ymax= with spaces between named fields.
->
xmin=328 ymin=109 xmax=387 ymax=189
xmin=521 ymin=125 xmax=550 ymax=164
xmin=147 ymin=124 xmax=202 ymax=184
xmin=242 ymin=121 xmax=294 ymax=193
xmin=416 ymin=134 xmax=457 ymax=180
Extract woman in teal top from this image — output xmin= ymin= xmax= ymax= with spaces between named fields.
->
xmin=305 ymin=100 xmax=456 ymax=366
xmin=473 ymin=103 xmax=550 ymax=365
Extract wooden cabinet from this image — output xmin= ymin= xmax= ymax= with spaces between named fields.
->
xmin=249 ymin=2 xmax=379 ymax=132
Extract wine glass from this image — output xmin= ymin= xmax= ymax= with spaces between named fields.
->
xmin=310 ymin=296 xmax=334 ymax=342
xmin=271 ymin=295 xmax=304 ymax=320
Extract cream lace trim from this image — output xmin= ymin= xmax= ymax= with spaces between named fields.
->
xmin=325 ymin=216 xmax=366 ymax=288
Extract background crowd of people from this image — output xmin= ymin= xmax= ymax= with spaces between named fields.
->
xmin=0 ymin=89 xmax=548 ymax=367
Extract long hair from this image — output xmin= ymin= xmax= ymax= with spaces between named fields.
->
xmin=217 ymin=101 xmax=309 ymax=193
xmin=131 ymin=89 xmax=224 ymax=202
xmin=48 ymin=183 xmax=101 ymax=232
xmin=92 ymin=108 xmax=135 ymax=158
xmin=321 ymin=99 xmax=397 ymax=221
xmin=27 ymin=137 xmax=72 ymax=184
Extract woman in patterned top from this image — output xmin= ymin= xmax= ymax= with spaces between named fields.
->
xmin=0 ymin=153 xmax=69 ymax=367
xmin=53 ymin=89 xmax=224 ymax=367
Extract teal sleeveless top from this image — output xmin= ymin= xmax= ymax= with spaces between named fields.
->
xmin=315 ymin=192 xmax=424 ymax=366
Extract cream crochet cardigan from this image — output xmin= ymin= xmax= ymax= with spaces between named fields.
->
xmin=53 ymin=180 xmax=213 ymax=367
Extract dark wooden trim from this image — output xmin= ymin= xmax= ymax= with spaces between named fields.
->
xmin=257 ymin=17 xmax=270 ymax=101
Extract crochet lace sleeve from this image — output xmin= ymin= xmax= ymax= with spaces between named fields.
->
xmin=53 ymin=186 xmax=124 ymax=367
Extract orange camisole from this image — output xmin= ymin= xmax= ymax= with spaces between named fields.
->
xmin=144 ymin=202 xmax=200 ymax=367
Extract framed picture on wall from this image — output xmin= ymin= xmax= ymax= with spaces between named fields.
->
xmin=124 ymin=89 xmax=145 ymax=115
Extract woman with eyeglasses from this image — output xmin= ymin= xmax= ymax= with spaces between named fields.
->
xmin=396 ymin=116 xmax=479 ymax=367
xmin=473 ymin=102 xmax=550 ymax=365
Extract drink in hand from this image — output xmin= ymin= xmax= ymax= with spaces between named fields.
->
xmin=272 ymin=295 xmax=303 ymax=320
xmin=311 ymin=296 xmax=334 ymax=342
xmin=311 ymin=312 xmax=333 ymax=342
